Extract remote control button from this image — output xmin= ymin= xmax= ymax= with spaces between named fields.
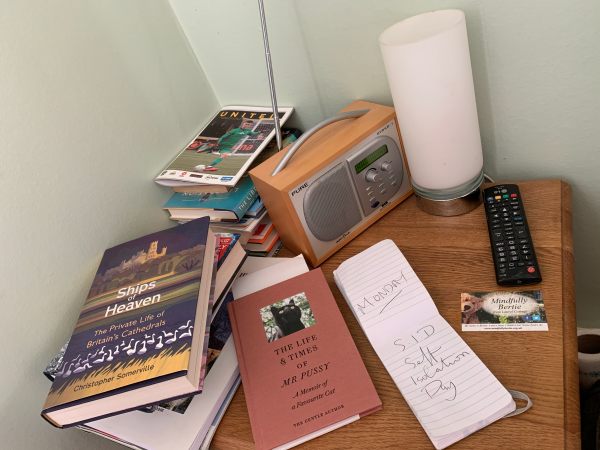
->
xmin=518 ymin=262 xmax=525 ymax=267
xmin=511 ymin=193 xmax=517 ymax=198
xmin=508 ymin=262 xmax=516 ymax=268
xmin=492 ymin=231 xmax=504 ymax=241
xmin=516 ymin=229 xmax=527 ymax=239
xmin=527 ymin=266 xmax=536 ymax=273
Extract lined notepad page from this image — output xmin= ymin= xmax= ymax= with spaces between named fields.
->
xmin=334 ymin=240 xmax=514 ymax=449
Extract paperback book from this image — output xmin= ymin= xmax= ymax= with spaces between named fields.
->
xmin=164 ymin=176 xmax=257 ymax=222
xmin=41 ymin=218 xmax=216 ymax=427
xmin=155 ymin=106 xmax=293 ymax=188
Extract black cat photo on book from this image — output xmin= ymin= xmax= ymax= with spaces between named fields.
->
xmin=260 ymin=294 xmax=316 ymax=342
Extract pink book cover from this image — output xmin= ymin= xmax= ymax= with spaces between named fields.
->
xmin=228 ymin=268 xmax=381 ymax=450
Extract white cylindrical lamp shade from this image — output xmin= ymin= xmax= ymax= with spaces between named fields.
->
xmin=379 ymin=10 xmax=483 ymax=198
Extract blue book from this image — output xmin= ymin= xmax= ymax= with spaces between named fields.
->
xmin=245 ymin=197 xmax=264 ymax=217
xmin=164 ymin=176 xmax=257 ymax=222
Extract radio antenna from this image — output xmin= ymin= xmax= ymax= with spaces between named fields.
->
xmin=257 ymin=0 xmax=283 ymax=150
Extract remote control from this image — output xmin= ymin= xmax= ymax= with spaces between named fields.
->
xmin=483 ymin=184 xmax=542 ymax=285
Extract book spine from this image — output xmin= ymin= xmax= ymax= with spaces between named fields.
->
xmin=233 ymin=185 xmax=258 ymax=220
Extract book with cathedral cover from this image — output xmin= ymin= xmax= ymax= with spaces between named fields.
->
xmin=41 ymin=218 xmax=216 ymax=428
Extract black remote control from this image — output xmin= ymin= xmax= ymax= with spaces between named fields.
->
xmin=483 ymin=184 xmax=542 ymax=285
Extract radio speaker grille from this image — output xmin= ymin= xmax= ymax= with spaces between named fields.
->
xmin=303 ymin=164 xmax=362 ymax=241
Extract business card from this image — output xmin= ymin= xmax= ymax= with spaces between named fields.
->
xmin=461 ymin=290 xmax=547 ymax=331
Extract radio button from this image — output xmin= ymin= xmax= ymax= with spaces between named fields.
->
xmin=381 ymin=161 xmax=393 ymax=172
xmin=365 ymin=169 xmax=380 ymax=183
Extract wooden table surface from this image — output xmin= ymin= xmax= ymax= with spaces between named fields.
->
xmin=213 ymin=180 xmax=579 ymax=450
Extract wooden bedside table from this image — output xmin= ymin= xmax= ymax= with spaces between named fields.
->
xmin=213 ymin=180 xmax=579 ymax=449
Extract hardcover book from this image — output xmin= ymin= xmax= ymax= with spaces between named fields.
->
xmin=41 ymin=218 xmax=216 ymax=428
xmin=228 ymin=268 xmax=382 ymax=450
xmin=155 ymin=106 xmax=293 ymax=188
xmin=164 ymin=176 xmax=258 ymax=222
xmin=44 ymin=234 xmax=244 ymax=383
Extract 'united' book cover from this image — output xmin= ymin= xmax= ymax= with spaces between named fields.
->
xmin=42 ymin=218 xmax=216 ymax=428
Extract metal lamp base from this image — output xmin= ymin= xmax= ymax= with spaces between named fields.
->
xmin=413 ymin=170 xmax=484 ymax=216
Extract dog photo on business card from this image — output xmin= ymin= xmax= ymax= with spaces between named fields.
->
xmin=260 ymin=292 xmax=316 ymax=342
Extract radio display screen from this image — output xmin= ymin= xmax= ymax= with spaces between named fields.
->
xmin=354 ymin=145 xmax=388 ymax=174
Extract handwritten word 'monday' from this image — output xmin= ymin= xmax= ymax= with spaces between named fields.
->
xmin=355 ymin=273 xmax=408 ymax=315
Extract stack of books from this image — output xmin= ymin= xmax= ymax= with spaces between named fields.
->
xmin=155 ymin=105 xmax=298 ymax=257
xmin=43 ymin=242 xmax=387 ymax=449
xmin=245 ymin=215 xmax=282 ymax=256
xmin=41 ymin=218 xmax=247 ymax=449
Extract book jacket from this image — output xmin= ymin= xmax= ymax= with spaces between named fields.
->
xmin=228 ymin=269 xmax=381 ymax=449
xmin=43 ymin=218 xmax=213 ymax=423
xmin=164 ymin=176 xmax=258 ymax=221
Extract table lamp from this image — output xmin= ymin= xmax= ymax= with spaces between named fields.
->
xmin=379 ymin=9 xmax=484 ymax=216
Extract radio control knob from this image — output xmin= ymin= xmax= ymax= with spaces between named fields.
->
xmin=381 ymin=161 xmax=392 ymax=172
xmin=365 ymin=169 xmax=380 ymax=183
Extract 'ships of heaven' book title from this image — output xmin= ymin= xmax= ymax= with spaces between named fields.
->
xmin=42 ymin=217 xmax=216 ymax=428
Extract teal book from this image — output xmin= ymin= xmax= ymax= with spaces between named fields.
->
xmin=164 ymin=177 xmax=258 ymax=222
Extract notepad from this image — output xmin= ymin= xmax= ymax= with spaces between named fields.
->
xmin=333 ymin=240 xmax=515 ymax=449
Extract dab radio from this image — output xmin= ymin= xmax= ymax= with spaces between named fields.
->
xmin=250 ymin=101 xmax=412 ymax=266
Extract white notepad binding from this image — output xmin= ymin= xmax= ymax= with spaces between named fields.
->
xmin=333 ymin=240 xmax=515 ymax=449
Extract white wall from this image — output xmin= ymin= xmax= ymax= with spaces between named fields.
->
xmin=171 ymin=0 xmax=600 ymax=325
xmin=0 ymin=1 xmax=218 ymax=448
